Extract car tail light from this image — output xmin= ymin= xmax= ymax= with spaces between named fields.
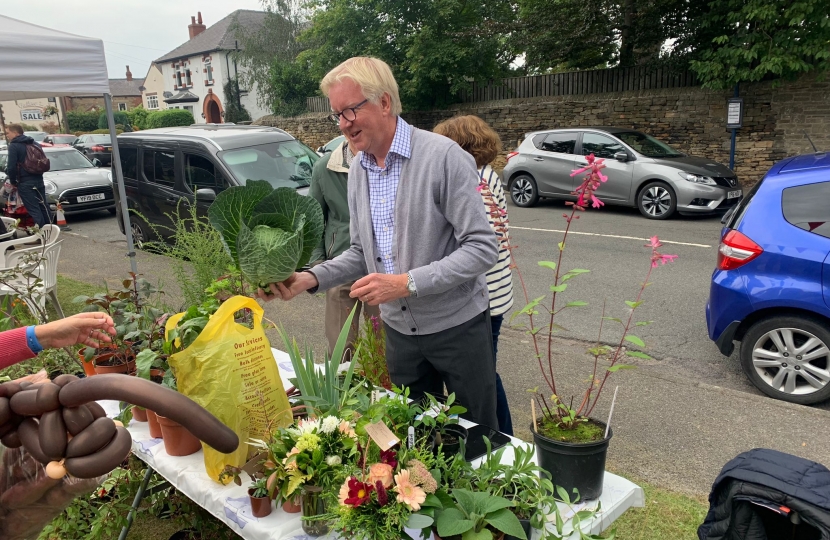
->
xmin=506 ymin=151 xmax=519 ymax=162
xmin=91 ymin=145 xmax=105 ymax=152
xmin=717 ymin=230 xmax=763 ymax=270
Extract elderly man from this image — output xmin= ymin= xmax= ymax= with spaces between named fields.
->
xmin=259 ymin=57 xmax=499 ymax=427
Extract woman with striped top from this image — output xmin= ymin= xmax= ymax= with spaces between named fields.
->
xmin=434 ymin=116 xmax=515 ymax=435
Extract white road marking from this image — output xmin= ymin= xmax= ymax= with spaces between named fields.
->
xmin=510 ymin=226 xmax=712 ymax=248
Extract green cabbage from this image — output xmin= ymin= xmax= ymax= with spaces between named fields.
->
xmin=208 ymin=180 xmax=324 ymax=287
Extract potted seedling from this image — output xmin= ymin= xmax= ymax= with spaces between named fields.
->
xmin=248 ymin=476 xmax=272 ymax=518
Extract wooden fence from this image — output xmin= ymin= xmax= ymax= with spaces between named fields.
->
xmin=460 ymin=67 xmax=699 ymax=103
xmin=305 ymin=67 xmax=699 ymax=111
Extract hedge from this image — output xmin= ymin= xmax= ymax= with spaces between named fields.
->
xmin=98 ymin=111 xmax=129 ymax=130
xmin=125 ymin=106 xmax=150 ymax=130
xmin=145 ymin=109 xmax=195 ymax=129
xmin=67 ymin=110 xmax=99 ymax=132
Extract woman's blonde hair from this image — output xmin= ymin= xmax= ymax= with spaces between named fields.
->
xmin=321 ymin=57 xmax=402 ymax=116
xmin=433 ymin=115 xmax=502 ymax=167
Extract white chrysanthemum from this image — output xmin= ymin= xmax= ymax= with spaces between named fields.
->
xmin=325 ymin=455 xmax=342 ymax=466
xmin=320 ymin=416 xmax=340 ymax=434
xmin=290 ymin=417 xmax=319 ymax=437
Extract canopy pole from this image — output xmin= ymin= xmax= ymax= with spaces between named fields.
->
xmin=104 ymin=93 xmax=137 ymax=274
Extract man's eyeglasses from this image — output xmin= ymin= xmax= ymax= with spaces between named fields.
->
xmin=328 ymin=99 xmax=369 ymax=124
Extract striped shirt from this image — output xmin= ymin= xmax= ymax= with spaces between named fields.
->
xmin=360 ymin=117 xmax=412 ymax=275
xmin=479 ymin=165 xmax=514 ymax=316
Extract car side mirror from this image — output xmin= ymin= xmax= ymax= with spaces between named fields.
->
xmin=614 ymin=152 xmax=629 ymax=162
xmin=195 ymin=188 xmax=216 ymax=201
xmin=316 ymin=146 xmax=324 ymax=153
xmin=92 ymin=158 xmax=101 ymax=167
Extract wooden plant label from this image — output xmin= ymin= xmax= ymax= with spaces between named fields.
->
xmin=365 ymin=421 xmax=400 ymax=451
xmin=242 ymin=451 xmax=267 ymax=476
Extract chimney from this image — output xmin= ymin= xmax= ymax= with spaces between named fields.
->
xmin=188 ymin=12 xmax=206 ymax=39
xmin=126 ymin=65 xmax=133 ymax=81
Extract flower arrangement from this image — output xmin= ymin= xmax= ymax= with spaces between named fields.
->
xmin=497 ymin=154 xmax=677 ymax=440
xmin=259 ymin=415 xmax=358 ymax=504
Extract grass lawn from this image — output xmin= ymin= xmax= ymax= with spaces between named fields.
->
xmin=43 ymin=276 xmax=709 ymax=539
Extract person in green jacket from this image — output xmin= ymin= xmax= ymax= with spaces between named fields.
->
xmin=309 ymin=138 xmax=380 ymax=361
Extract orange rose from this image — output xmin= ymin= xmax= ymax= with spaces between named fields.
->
xmin=367 ymin=463 xmax=394 ymax=489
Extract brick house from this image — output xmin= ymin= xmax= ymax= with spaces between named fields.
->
xmin=63 ymin=66 xmax=144 ymax=113
xmin=153 ymin=10 xmax=270 ymax=124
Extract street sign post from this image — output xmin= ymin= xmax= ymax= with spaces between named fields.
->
xmin=727 ymin=90 xmax=743 ymax=170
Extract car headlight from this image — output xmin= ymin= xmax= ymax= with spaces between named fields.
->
xmin=679 ymin=172 xmax=716 ymax=186
xmin=44 ymin=180 xmax=58 ymax=195
xmin=107 ymin=171 xmax=113 ymax=183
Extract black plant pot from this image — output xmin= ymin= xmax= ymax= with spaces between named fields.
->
xmin=434 ymin=424 xmax=468 ymax=459
xmin=504 ymin=518 xmax=532 ymax=540
xmin=531 ymin=420 xmax=612 ymax=501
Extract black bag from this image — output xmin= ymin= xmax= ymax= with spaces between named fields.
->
xmin=20 ymin=143 xmax=50 ymax=174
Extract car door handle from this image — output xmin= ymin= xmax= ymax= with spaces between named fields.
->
xmin=578 ymin=162 xmax=588 ymax=166
xmin=165 ymin=197 xmax=183 ymax=204
xmin=533 ymin=157 xmax=544 ymax=162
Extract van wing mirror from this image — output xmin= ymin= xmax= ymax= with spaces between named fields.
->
xmin=195 ymin=188 xmax=216 ymax=201
xmin=614 ymin=152 xmax=629 ymax=162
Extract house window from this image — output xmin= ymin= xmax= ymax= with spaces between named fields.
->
xmin=204 ymin=58 xmax=214 ymax=85
xmin=185 ymin=67 xmax=192 ymax=87
xmin=146 ymin=95 xmax=159 ymax=110
xmin=118 ymin=103 xmax=127 ymax=111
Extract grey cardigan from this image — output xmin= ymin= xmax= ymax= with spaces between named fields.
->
xmin=310 ymin=124 xmax=498 ymax=335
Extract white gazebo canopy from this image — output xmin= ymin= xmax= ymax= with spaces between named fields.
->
xmin=0 ymin=15 xmax=137 ymax=273
xmin=0 ymin=15 xmax=110 ymax=100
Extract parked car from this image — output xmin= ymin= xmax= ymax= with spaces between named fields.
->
xmin=706 ymin=151 xmax=830 ymax=405
xmin=0 ymin=146 xmax=115 ymax=217
xmin=114 ymin=124 xmax=319 ymax=247
xmin=73 ymin=134 xmax=112 ymax=165
xmin=43 ymin=134 xmax=78 ymax=146
xmin=503 ymin=127 xmax=741 ymax=219
xmin=23 ymin=131 xmax=49 ymax=142
xmin=316 ymin=135 xmax=345 ymax=156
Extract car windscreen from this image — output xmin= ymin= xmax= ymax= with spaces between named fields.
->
xmin=47 ymin=150 xmax=95 ymax=171
xmin=614 ymin=131 xmax=684 ymax=158
xmin=220 ymin=140 xmax=319 ymax=189
xmin=24 ymin=132 xmax=47 ymax=142
xmin=87 ymin=135 xmax=111 ymax=144
xmin=52 ymin=136 xmax=77 ymax=144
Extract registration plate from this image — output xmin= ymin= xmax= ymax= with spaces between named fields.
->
xmin=77 ymin=193 xmax=105 ymax=202
xmin=727 ymin=190 xmax=742 ymax=199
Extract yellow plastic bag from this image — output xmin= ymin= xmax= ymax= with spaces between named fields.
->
xmin=166 ymin=295 xmax=293 ymax=483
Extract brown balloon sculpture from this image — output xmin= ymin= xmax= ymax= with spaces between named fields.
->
xmin=0 ymin=374 xmax=240 ymax=479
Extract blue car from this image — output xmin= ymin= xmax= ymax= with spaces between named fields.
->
xmin=707 ymin=152 xmax=830 ymax=405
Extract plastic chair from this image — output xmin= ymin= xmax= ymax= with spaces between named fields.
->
xmin=0 ymin=224 xmax=60 ymax=267
xmin=0 ymin=239 xmax=64 ymax=318
xmin=0 ymin=217 xmax=16 ymax=241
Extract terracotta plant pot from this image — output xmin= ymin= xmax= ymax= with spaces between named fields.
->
xmin=132 ymin=406 xmax=148 ymax=422
xmin=146 ymin=409 xmax=163 ymax=438
xmin=249 ymin=489 xmax=272 ymax=518
xmin=77 ymin=351 xmax=96 ymax=377
xmin=93 ymin=352 xmax=136 ymax=375
xmin=156 ymin=414 xmax=202 ymax=456
xmin=281 ymin=496 xmax=302 ymax=513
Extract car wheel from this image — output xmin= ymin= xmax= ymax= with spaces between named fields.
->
xmin=740 ymin=316 xmax=830 ymax=405
xmin=637 ymin=181 xmax=676 ymax=219
xmin=509 ymin=175 xmax=539 ymax=207
xmin=129 ymin=215 xmax=155 ymax=250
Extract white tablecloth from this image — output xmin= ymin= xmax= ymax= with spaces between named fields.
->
xmin=103 ymin=348 xmax=644 ymax=539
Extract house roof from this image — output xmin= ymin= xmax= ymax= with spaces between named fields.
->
xmin=155 ymin=10 xmax=267 ymax=64
xmin=164 ymin=90 xmax=200 ymax=104
xmin=72 ymin=78 xmax=144 ymax=97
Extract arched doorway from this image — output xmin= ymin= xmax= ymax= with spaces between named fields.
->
xmin=203 ymin=92 xmax=223 ymax=123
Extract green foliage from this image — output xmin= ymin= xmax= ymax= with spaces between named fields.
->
xmin=249 ymin=477 xmax=270 ymax=499
xmin=98 ymin=110 xmax=130 ymax=130
xmin=353 ymin=315 xmax=391 ymax=389
xmin=125 ymin=105 xmax=150 ymax=130
xmin=688 ymin=0 xmax=830 ymax=88
xmin=19 ymin=122 xmax=39 ymax=131
xmin=89 ymin=128 xmax=123 ymax=135
xmin=140 ymin=202 xmax=235 ymax=308
xmin=208 ymin=181 xmax=324 ymax=287
xmin=435 ymin=488 xmax=527 ymax=540
xmin=222 ymin=79 xmax=252 ymax=123
xmin=145 ymin=108 xmax=194 ymax=129
xmin=264 ymin=58 xmax=319 ymax=117
xmin=66 ymin=110 xmax=99 ymax=132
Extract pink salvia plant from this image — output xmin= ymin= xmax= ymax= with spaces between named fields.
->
xmin=496 ymin=153 xmax=677 ymax=430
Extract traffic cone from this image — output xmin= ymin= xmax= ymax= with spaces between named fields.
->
xmin=55 ymin=201 xmax=67 ymax=227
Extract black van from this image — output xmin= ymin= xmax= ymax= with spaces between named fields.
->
xmin=114 ymin=124 xmax=319 ymax=246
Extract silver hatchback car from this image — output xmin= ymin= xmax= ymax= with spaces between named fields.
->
xmin=503 ymin=127 xmax=742 ymax=219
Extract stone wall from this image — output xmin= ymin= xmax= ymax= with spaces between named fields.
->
xmin=255 ymin=76 xmax=830 ymax=186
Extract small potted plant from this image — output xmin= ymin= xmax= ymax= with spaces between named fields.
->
xmin=248 ymin=476 xmax=272 ymax=518
xmin=503 ymin=154 xmax=677 ymax=499
xmin=434 ymin=488 xmax=527 ymax=540
xmin=416 ymin=393 xmax=468 ymax=459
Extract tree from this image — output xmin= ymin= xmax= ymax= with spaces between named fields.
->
xmin=223 ymin=79 xmax=252 ymax=123
xmin=298 ymin=0 xmax=518 ymax=110
xmin=687 ymin=0 xmax=830 ymax=89
xmin=125 ymin=106 xmax=149 ymax=130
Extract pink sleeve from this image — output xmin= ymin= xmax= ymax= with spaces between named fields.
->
xmin=0 ymin=327 xmax=36 ymax=370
